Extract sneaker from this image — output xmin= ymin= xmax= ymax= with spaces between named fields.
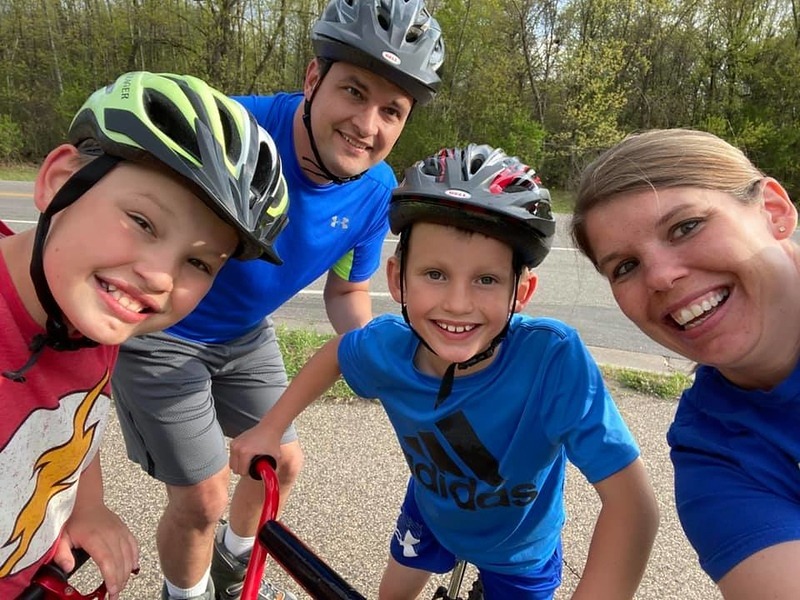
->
xmin=211 ymin=521 xmax=298 ymax=600
xmin=161 ymin=578 xmax=215 ymax=600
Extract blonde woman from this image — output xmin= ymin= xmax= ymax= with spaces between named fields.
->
xmin=571 ymin=128 xmax=800 ymax=600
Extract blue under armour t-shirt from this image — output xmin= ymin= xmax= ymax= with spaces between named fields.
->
xmin=165 ymin=93 xmax=395 ymax=343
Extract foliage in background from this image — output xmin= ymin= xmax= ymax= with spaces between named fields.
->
xmin=0 ymin=114 xmax=22 ymax=160
xmin=2 ymin=0 xmax=800 ymax=195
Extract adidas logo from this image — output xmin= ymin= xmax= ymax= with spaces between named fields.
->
xmin=402 ymin=410 xmax=538 ymax=511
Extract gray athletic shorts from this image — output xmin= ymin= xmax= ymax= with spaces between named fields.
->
xmin=111 ymin=318 xmax=297 ymax=486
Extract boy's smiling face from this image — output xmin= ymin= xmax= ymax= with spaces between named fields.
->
xmin=34 ymin=147 xmax=238 ymax=345
xmin=388 ymin=222 xmax=536 ymax=377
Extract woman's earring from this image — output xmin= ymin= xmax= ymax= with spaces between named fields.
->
xmin=779 ymin=226 xmax=787 ymax=233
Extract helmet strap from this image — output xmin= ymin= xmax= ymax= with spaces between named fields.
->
xmin=3 ymin=153 xmax=121 ymax=383
xmin=398 ymin=228 xmax=521 ymax=406
xmin=434 ymin=286 xmax=517 ymax=408
xmin=301 ymin=60 xmax=365 ymax=185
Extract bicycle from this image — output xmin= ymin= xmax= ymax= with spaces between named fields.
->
xmin=431 ymin=559 xmax=483 ymax=600
xmin=17 ymin=548 xmax=107 ymax=600
xmin=242 ymin=455 xmax=484 ymax=600
xmin=15 ymin=456 xmax=482 ymax=600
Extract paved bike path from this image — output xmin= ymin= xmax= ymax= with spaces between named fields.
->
xmin=81 ymin=376 xmax=719 ymax=600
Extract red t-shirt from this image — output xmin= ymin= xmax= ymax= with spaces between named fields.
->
xmin=0 ymin=220 xmax=118 ymax=596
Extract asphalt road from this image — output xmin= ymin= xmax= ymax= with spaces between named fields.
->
xmin=2 ymin=181 xmax=722 ymax=598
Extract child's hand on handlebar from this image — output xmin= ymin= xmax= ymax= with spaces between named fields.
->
xmin=58 ymin=504 xmax=139 ymax=600
xmin=229 ymin=422 xmax=283 ymax=478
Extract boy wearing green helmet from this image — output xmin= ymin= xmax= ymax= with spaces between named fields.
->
xmin=0 ymin=71 xmax=288 ymax=599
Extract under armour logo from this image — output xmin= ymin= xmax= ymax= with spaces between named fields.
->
xmin=395 ymin=529 xmax=420 ymax=557
xmin=330 ymin=216 xmax=349 ymax=229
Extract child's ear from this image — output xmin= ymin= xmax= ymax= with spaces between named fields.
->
xmin=34 ymin=144 xmax=82 ymax=214
xmin=386 ymin=255 xmax=403 ymax=304
xmin=513 ymin=271 xmax=538 ymax=313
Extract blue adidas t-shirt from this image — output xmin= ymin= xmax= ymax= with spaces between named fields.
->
xmin=166 ymin=93 xmax=395 ymax=343
xmin=338 ymin=313 xmax=639 ymax=574
xmin=668 ymin=364 xmax=800 ymax=582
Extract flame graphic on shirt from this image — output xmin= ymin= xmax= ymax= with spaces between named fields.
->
xmin=0 ymin=372 xmax=107 ymax=577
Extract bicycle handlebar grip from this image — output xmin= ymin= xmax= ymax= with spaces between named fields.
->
xmin=248 ymin=454 xmax=278 ymax=481
xmin=16 ymin=547 xmax=92 ymax=600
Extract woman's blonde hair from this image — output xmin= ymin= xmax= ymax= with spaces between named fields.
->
xmin=571 ymin=128 xmax=765 ymax=265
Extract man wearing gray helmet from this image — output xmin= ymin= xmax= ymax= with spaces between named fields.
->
xmin=110 ymin=2 xmax=445 ymax=599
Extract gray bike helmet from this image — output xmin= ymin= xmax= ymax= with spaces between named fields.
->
xmin=312 ymin=0 xmax=445 ymax=105
xmin=69 ymin=71 xmax=289 ymax=263
xmin=390 ymin=144 xmax=555 ymax=267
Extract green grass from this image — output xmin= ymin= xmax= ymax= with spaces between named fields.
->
xmin=602 ymin=365 xmax=693 ymax=400
xmin=275 ymin=326 xmax=358 ymax=402
xmin=0 ymin=162 xmax=38 ymax=181
xmin=277 ymin=324 xmax=691 ymax=402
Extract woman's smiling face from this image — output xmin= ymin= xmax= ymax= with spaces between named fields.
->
xmin=583 ymin=181 xmax=800 ymax=388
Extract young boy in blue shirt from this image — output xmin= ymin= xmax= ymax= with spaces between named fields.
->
xmin=229 ymin=144 xmax=658 ymax=599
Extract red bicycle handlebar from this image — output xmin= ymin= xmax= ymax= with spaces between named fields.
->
xmin=17 ymin=549 xmax=107 ymax=600
xmin=241 ymin=455 xmax=281 ymax=600
xmin=242 ymin=455 xmax=366 ymax=600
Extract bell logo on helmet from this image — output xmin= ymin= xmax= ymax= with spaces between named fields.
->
xmin=382 ymin=51 xmax=401 ymax=65
xmin=445 ymin=189 xmax=471 ymax=199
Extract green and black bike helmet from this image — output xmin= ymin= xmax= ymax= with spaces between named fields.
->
xmin=68 ymin=71 xmax=289 ymax=262
xmin=11 ymin=72 xmax=290 ymax=380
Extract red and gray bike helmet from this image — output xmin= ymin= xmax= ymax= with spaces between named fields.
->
xmin=390 ymin=144 xmax=555 ymax=268
xmin=7 ymin=72 xmax=290 ymax=382
xmin=312 ymin=0 xmax=445 ymax=106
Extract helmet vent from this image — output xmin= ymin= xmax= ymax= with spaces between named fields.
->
xmin=528 ymin=200 xmax=553 ymax=220
xmin=216 ymin=99 xmax=242 ymax=165
xmin=421 ymin=156 xmax=439 ymax=177
xmin=144 ymin=89 xmax=201 ymax=162
xmin=406 ymin=24 xmax=423 ymax=42
xmin=249 ymin=142 xmax=273 ymax=207
xmin=376 ymin=0 xmax=391 ymax=30
xmin=468 ymin=157 xmax=485 ymax=175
